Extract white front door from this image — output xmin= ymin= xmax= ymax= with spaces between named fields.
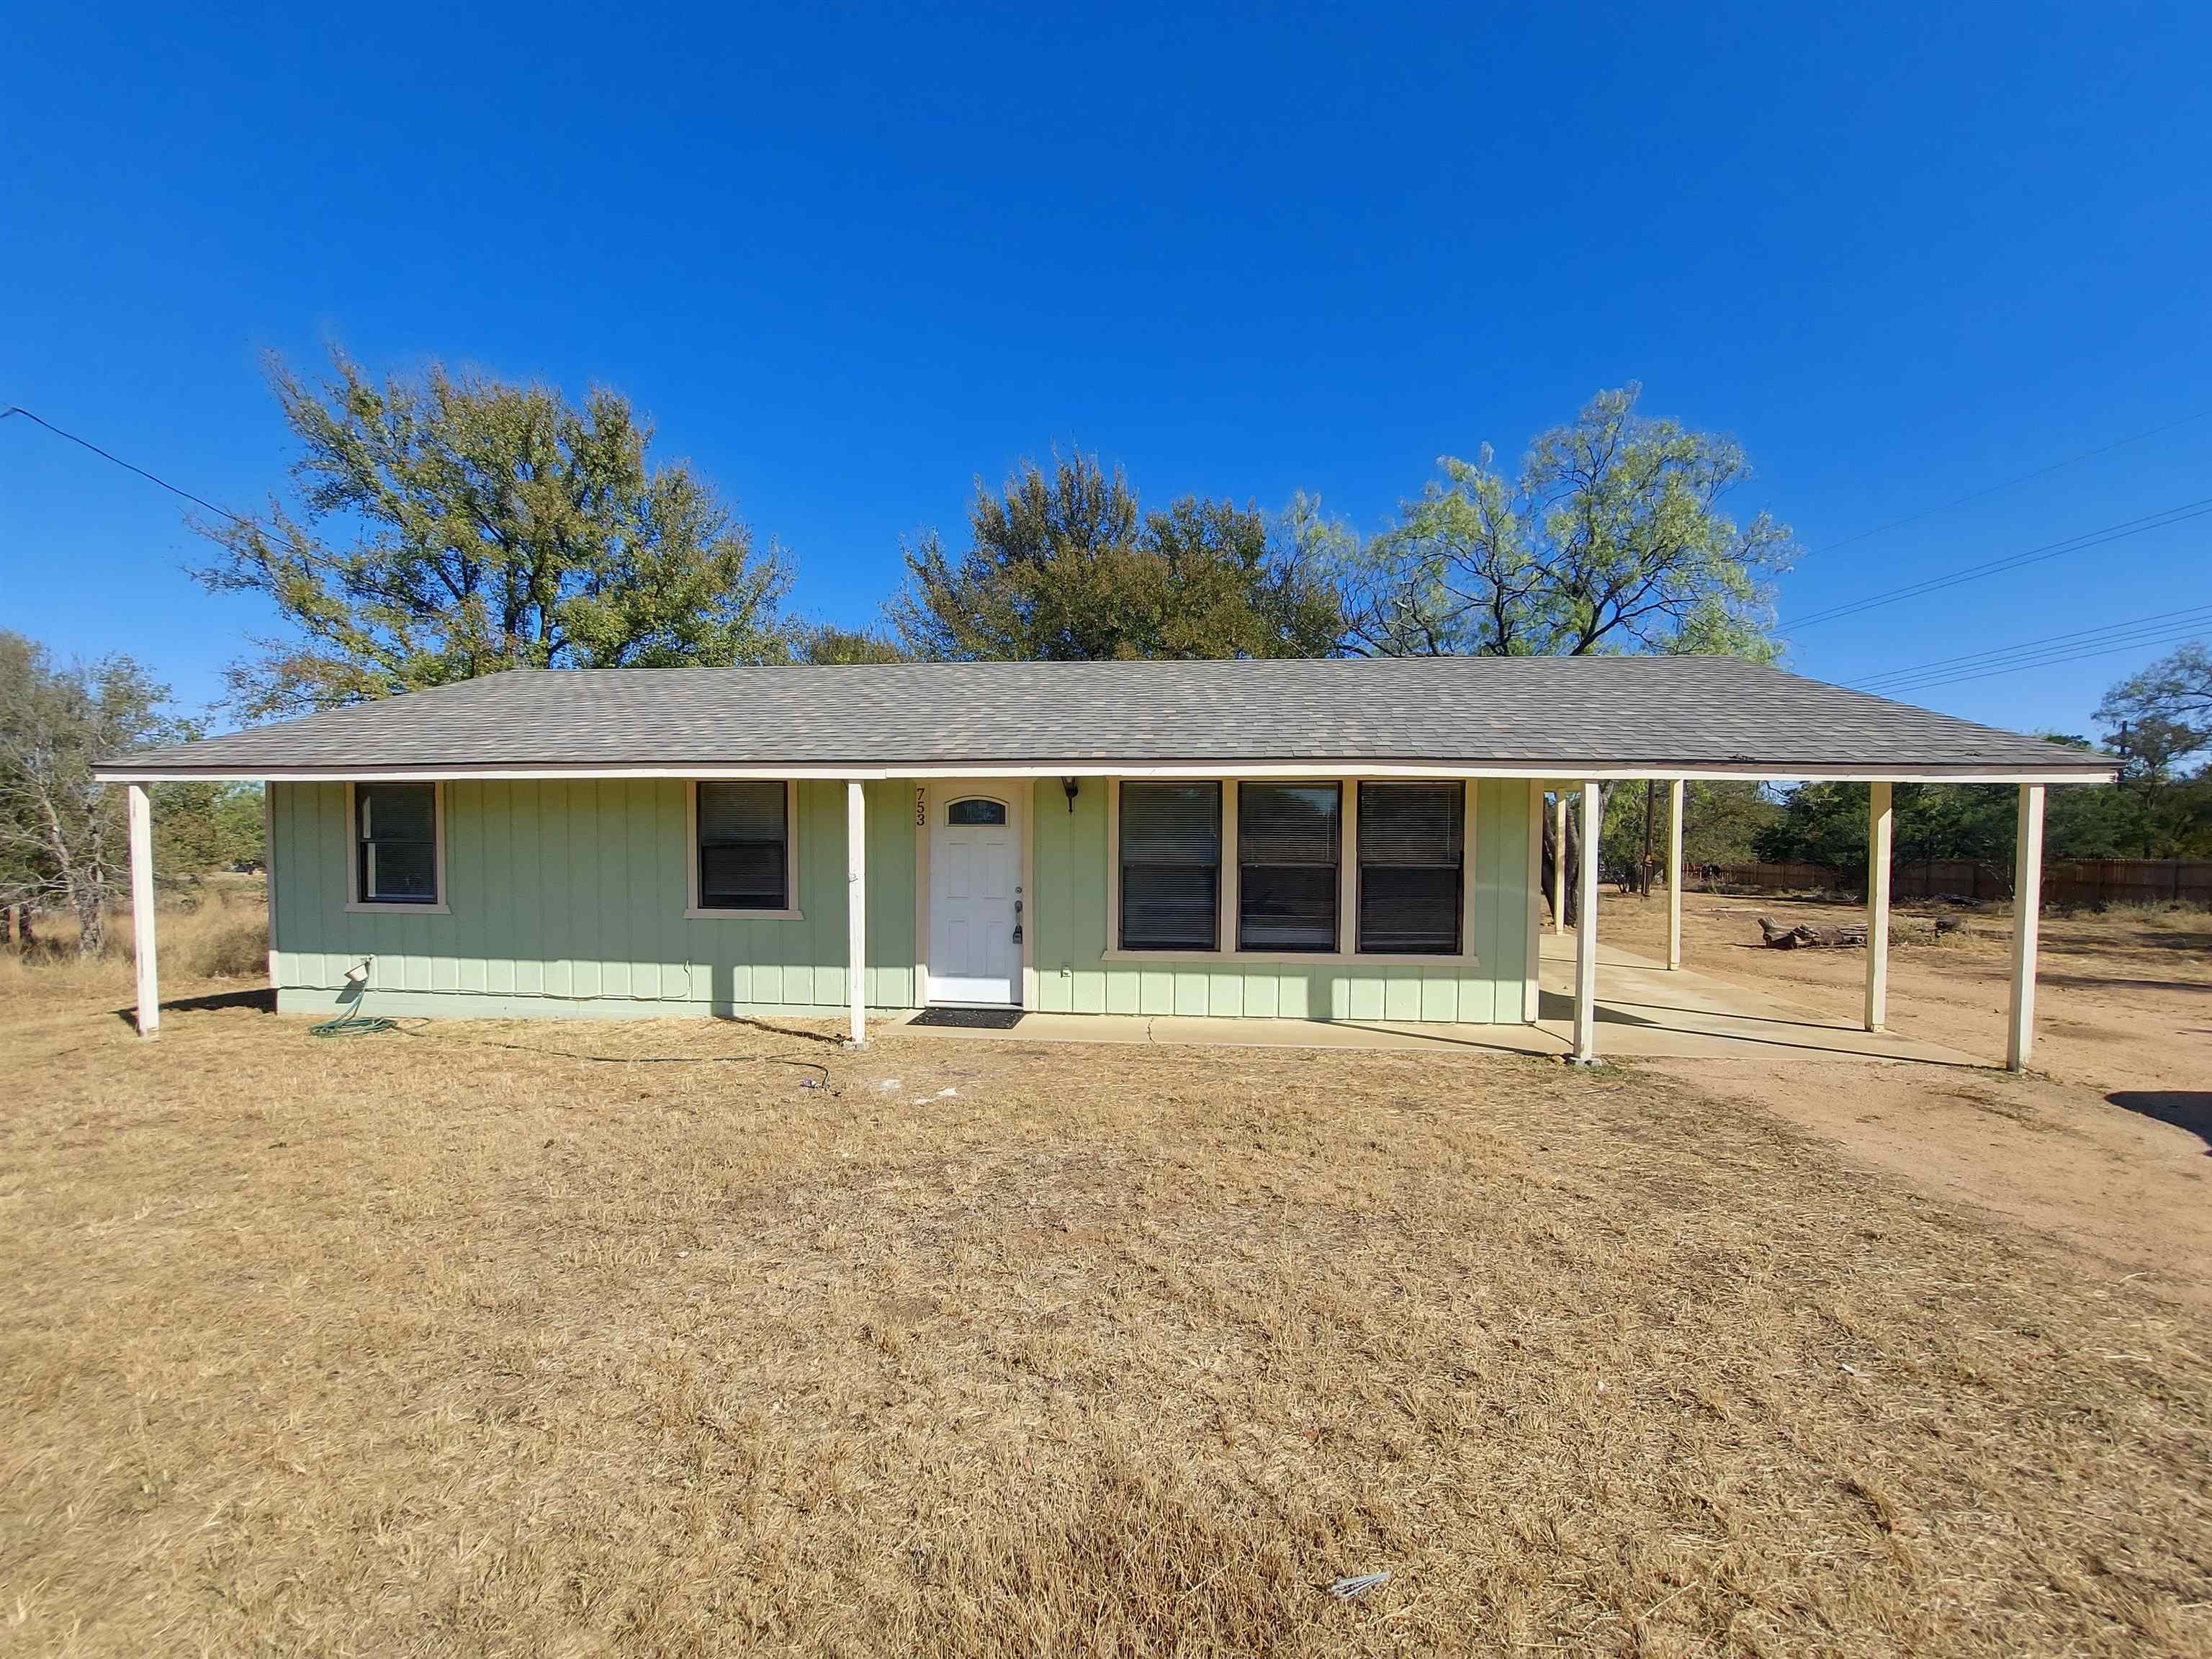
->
xmin=927 ymin=784 xmax=1021 ymax=1005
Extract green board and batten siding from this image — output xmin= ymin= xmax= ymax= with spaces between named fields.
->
xmin=270 ymin=776 xmax=1539 ymax=1023
xmin=270 ymin=779 xmax=918 ymax=1018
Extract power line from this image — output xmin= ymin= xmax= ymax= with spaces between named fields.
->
xmin=1852 ymin=603 xmax=2212 ymax=691
xmin=1788 ymin=497 xmax=2212 ymax=629
xmin=1858 ymin=623 xmax=2212 ymax=698
xmin=0 ymin=405 xmax=257 ymax=529
xmin=1804 ymin=406 xmax=2212 ymax=557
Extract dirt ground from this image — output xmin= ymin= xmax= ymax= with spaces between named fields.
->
xmin=1593 ymin=891 xmax=2212 ymax=1309
xmin=4 ymin=948 xmax=2211 ymax=1657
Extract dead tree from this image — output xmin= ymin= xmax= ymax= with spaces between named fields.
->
xmin=1756 ymin=915 xmax=1868 ymax=949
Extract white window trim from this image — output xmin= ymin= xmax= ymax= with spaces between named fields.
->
xmin=685 ymin=779 xmax=804 ymax=921
xmin=345 ymin=780 xmax=450 ymax=914
xmin=1105 ymin=775 xmax=1483 ymax=966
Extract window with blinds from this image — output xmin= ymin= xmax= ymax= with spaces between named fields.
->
xmin=1238 ymin=782 xmax=1341 ymax=951
xmin=1119 ymin=782 xmax=1220 ymax=950
xmin=355 ymin=783 xmax=439 ymax=904
xmin=696 ymin=782 xmax=790 ymax=910
xmin=1357 ymin=782 xmax=1464 ymax=953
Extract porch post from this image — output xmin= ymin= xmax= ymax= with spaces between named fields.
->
xmin=1573 ymin=780 xmax=1600 ymax=1064
xmin=1864 ymin=780 xmax=1892 ymax=1031
xmin=128 ymin=783 xmax=158 ymax=1038
xmin=2006 ymin=783 xmax=2045 ymax=1072
xmin=1665 ymin=778 xmax=1684 ymax=970
xmin=1552 ymin=791 xmax=1567 ymax=932
xmin=846 ymin=779 xmax=866 ymax=1046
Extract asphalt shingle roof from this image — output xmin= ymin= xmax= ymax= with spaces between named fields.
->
xmin=96 ymin=658 xmax=2108 ymax=779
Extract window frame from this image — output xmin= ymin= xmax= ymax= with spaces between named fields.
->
xmin=685 ymin=779 xmax=804 ymax=921
xmin=345 ymin=781 xmax=449 ymax=914
xmin=1354 ymin=781 xmax=1466 ymax=956
xmin=1236 ymin=779 xmax=1343 ymax=953
xmin=1114 ymin=779 xmax=1223 ymax=953
xmin=1102 ymin=777 xmax=1482 ymax=965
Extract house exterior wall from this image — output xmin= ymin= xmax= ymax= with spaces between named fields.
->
xmin=1031 ymin=776 xmax=1537 ymax=1022
xmin=270 ymin=778 xmax=917 ymax=1018
xmin=269 ymin=775 xmax=1539 ymax=1024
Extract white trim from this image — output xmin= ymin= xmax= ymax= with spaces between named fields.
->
xmin=1521 ymin=781 xmax=1540 ymax=1022
xmin=1573 ymin=781 xmax=1601 ymax=1064
xmin=96 ymin=760 xmax=2118 ymax=786
xmin=1666 ymin=778 xmax=1685 ymax=972
xmin=262 ymin=781 xmax=277 ymax=981
xmin=1864 ymin=780 xmax=1892 ymax=1030
xmin=912 ymin=783 xmax=928 ymax=1000
xmin=344 ymin=780 xmax=451 ymax=914
xmin=684 ymin=779 xmax=803 ymax=922
xmin=917 ymin=779 xmax=1027 ymax=1008
xmin=1107 ymin=773 xmax=1485 ymax=966
xmin=846 ymin=779 xmax=866 ymax=1044
xmin=129 ymin=783 xmax=158 ymax=1038
xmin=1019 ymin=781 xmax=1036 ymax=1012
xmin=2007 ymin=783 xmax=2045 ymax=1073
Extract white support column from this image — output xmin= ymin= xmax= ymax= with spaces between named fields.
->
xmin=128 ymin=783 xmax=158 ymax=1038
xmin=845 ymin=779 xmax=867 ymax=1046
xmin=1665 ymin=778 xmax=1685 ymax=971
xmin=1864 ymin=780 xmax=1892 ymax=1032
xmin=1552 ymin=791 xmax=1567 ymax=933
xmin=1573 ymin=780 xmax=1600 ymax=1064
xmin=2007 ymin=783 xmax=2045 ymax=1073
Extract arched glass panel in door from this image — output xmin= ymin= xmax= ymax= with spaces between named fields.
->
xmin=947 ymin=798 xmax=1008 ymax=825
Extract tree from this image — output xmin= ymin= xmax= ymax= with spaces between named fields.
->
xmin=0 ymin=634 xmax=184 ymax=953
xmin=886 ymin=450 xmax=1344 ymax=662
xmin=2099 ymin=642 xmax=2212 ymax=752
xmin=1342 ymin=385 xmax=1799 ymax=918
xmin=797 ymin=624 xmax=908 ymax=665
xmin=194 ymin=349 xmax=796 ymax=716
xmin=1341 ymin=384 xmax=1797 ymax=661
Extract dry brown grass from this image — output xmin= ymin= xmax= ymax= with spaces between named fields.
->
xmin=4 ymin=983 xmax=2208 ymax=1656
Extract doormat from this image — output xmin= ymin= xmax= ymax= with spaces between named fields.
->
xmin=909 ymin=1007 xmax=1025 ymax=1030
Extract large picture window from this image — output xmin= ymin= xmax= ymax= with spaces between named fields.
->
xmin=354 ymin=783 xmax=440 ymax=906
xmin=1358 ymin=783 xmax=1464 ymax=954
xmin=1119 ymin=782 xmax=1220 ymax=950
xmin=1238 ymin=782 xmax=1341 ymax=951
xmin=696 ymin=781 xmax=791 ymax=912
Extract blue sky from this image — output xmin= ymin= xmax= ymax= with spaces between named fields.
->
xmin=5 ymin=1 xmax=2209 ymax=739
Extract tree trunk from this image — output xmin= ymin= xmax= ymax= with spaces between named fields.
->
xmin=1639 ymin=780 xmax=1658 ymax=896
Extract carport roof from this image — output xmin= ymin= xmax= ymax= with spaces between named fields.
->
xmin=94 ymin=657 xmax=2114 ymax=783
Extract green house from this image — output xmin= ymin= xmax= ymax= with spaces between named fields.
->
xmin=99 ymin=657 xmax=2109 ymax=1066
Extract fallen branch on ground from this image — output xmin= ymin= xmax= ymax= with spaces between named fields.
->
xmin=1758 ymin=915 xmax=1868 ymax=949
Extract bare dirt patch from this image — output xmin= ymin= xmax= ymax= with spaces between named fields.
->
xmin=1599 ymin=891 xmax=2212 ymax=1304
xmin=4 ymin=968 xmax=2208 ymax=1655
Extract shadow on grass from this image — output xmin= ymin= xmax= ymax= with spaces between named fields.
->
xmin=2108 ymin=1092 xmax=2212 ymax=1154
xmin=109 ymin=986 xmax=276 ymax=1029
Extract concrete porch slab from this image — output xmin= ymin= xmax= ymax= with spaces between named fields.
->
xmin=882 ymin=935 xmax=1981 ymax=1066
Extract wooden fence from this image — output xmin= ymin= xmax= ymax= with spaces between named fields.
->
xmin=1707 ymin=858 xmax=2212 ymax=907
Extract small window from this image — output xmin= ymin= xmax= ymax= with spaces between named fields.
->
xmin=1120 ymin=782 xmax=1220 ymax=950
xmin=696 ymin=782 xmax=790 ymax=911
xmin=947 ymin=798 xmax=1007 ymax=826
xmin=1239 ymin=783 xmax=1340 ymax=952
xmin=355 ymin=783 xmax=439 ymax=905
xmin=1358 ymin=783 xmax=1464 ymax=954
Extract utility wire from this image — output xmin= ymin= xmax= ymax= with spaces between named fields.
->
xmin=0 ymin=405 xmax=258 ymax=529
xmin=1806 ymin=406 xmax=2212 ymax=557
xmin=1858 ymin=623 xmax=2212 ymax=697
xmin=1789 ymin=497 xmax=2212 ymax=629
xmin=1851 ymin=603 xmax=2212 ymax=691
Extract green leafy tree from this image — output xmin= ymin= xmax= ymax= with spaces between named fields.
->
xmin=798 ymin=624 xmax=908 ymax=665
xmin=1339 ymin=385 xmax=1799 ymax=918
xmin=194 ymin=349 xmax=796 ymax=716
xmin=0 ymin=633 xmax=199 ymax=953
xmin=1341 ymin=384 xmax=1797 ymax=661
xmin=888 ymin=450 xmax=1343 ymax=661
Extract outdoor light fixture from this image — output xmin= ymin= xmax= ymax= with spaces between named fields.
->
xmin=1061 ymin=776 xmax=1079 ymax=812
